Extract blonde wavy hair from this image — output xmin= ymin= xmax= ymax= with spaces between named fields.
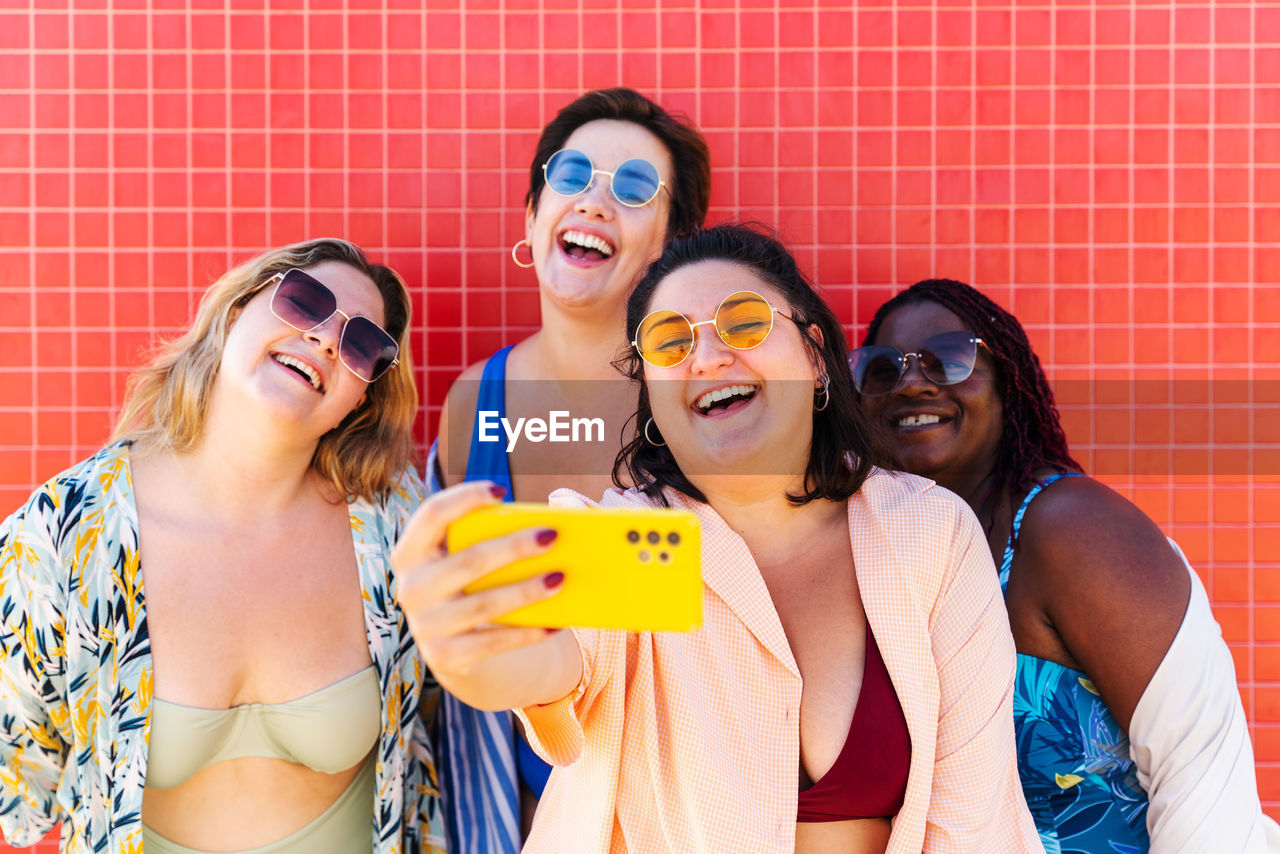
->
xmin=113 ymin=238 xmax=418 ymax=502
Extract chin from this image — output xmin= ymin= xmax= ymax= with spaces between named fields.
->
xmin=680 ymin=439 xmax=780 ymax=479
xmin=252 ymin=392 xmax=345 ymax=435
xmin=542 ymin=282 xmax=608 ymax=311
xmin=878 ymin=442 xmax=933 ymax=475
xmin=542 ymin=266 xmax=631 ymax=309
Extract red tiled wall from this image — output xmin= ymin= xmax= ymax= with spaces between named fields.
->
xmin=2 ymin=1 xmax=1277 ymax=848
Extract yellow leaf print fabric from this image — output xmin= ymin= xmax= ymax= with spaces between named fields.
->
xmin=0 ymin=442 xmax=446 ymax=853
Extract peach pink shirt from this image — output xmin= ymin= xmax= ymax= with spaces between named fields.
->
xmin=518 ymin=469 xmax=1042 ymax=854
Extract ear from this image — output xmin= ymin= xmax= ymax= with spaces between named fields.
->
xmin=227 ymin=283 xmax=267 ymax=329
xmin=525 ymin=200 xmax=536 ymax=241
xmin=805 ymin=323 xmax=826 ymax=379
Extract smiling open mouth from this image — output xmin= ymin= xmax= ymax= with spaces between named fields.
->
xmin=695 ymin=384 xmax=758 ymax=414
xmin=273 ymin=353 xmax=324 ymax=393
xmin=559 ymin=229 xmax=615 ymax=261
xmin=897 ymin=414 xmax=942 ymax=428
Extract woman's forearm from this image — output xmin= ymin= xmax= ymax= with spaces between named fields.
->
xmin=434 ymin=629 xmax=583 ymax=711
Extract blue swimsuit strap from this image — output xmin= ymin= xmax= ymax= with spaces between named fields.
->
xmin=464 ymin=345 xmax=515 ymax=495
xmin=460 ymin=344 xmax=553 ymax=799
xmin=998 ymin=471 xmax=1085 ymax=592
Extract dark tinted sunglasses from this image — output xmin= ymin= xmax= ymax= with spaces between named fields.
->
xmin=267 ymin=268 xmax=400 ymax=383
xmin=849 ymin=330 xmax=986 ymax=396
xmin=542 ymin=148 xmax=667 ymax=208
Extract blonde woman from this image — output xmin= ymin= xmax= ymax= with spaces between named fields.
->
xmin=0 ymin=239 xmax=443 ymax=854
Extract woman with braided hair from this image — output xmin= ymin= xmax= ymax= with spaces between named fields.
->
xmin=854 ymin=278 xmax=1275 ymax=853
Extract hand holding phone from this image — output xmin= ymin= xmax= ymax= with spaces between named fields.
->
xmin=393 ymin=482 xmax=586 ymax=711
xmin=448 ymin=503 xmax=702 ymax=632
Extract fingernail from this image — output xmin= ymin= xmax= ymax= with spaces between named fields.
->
xmin=535 ymin=528 xmax=557 ymax=546
xmin=488 ymin=484 xmax=507 ymax=499
xmin=545 ymin=628 xmax=559 ymax=635
xmin=543 ymin=571 xmax=564 ymax=589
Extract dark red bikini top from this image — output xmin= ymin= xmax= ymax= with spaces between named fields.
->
xmin=795 ymin=623 xmax=912 ymax=822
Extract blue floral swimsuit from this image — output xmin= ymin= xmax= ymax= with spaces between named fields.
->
xmin=1000 ymin=473 xmax=1150 ymax=854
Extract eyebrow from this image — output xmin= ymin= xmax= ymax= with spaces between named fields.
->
xmin=718 ymin=295 xmax=755 ymax=312
xmin=645 ymin=312 xmax=692 ymax=329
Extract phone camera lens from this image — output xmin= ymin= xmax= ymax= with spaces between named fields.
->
xmin=639 ymin=550 xmax=651 ymax=563
xmin=627 ymin=530 xmax=640 ymax=543
xmin=647 ymin=530 xmax=660 ymax=544
xmin=667 ymin=532 xmax=681 ymax=545
xmin=658 ymin=551 xmax=671 ymax=564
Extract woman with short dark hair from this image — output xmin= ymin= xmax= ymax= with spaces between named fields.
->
xmin=430 ymin=87 xmax=712 ymax=852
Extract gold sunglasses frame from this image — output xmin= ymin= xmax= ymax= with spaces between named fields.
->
xmin=631 ymin=290 xmax=795 ymax=369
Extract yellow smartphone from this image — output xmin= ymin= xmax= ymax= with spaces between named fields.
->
xmin=448 ymin=502 xmax=702 ymax=632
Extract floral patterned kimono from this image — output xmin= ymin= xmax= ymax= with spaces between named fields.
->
xmin=0 ymin=442 xmax=446 ymax=854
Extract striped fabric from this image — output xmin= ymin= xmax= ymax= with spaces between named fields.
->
xmin=438 ymin=693 xmax=520 ymax=854
xmin=517 ymin=469 xmax=1043 ymax=854
xmin=427 ymin=437 xmax=522 ymax=854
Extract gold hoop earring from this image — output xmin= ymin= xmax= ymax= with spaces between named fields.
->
xmin=814 ymin=374 xmax=830 ymax=412
xmin=511 ymin=239 xmax=535 ymax=269
xmin=644 ymin=417 xmax=666 ymax=446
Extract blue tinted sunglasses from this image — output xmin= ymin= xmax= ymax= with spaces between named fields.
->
xmin=542 ymin=149 xmax=667 ymax=208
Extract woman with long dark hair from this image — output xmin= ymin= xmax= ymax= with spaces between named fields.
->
xmin=399 ymin=226 xmax=1040 ymax=853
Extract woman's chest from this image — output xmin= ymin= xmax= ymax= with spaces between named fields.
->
xmin=138 ymin=514 xmax=373 ymax=706
xmin=759 ymin=535 xmax=861 ymax=671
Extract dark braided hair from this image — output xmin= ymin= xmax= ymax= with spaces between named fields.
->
xmin=861 ymin=279 xmax=1081 ymax=515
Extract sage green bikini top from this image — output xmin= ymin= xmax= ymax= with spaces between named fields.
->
xmin=145 ymin=665 xmax=381 ymax=790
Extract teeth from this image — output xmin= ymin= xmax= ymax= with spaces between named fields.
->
xmin=275 ymin=354 xmax=322 ymax=391
xmin=898 ymin=414 xmax=941 ymax=428
xmin=696 ymin=384 xmax=757 ymax=411
xmin=562 ymin=229 xmax=614 ymax=257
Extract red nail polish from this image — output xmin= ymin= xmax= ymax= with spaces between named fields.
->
xmin=536 ymin=528 xmax=557 ymax=546
xmin=488 ymin=484 xmax=507 ymax=500
xmin=543 ymin=571 xmax=564 ymax=589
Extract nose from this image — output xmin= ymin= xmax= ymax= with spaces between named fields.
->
xmin=304 ymin=311 xmax=346 ymax=358
xmin=890 ymin=352 xmax=936 ymax=396
xmin=686 ymin=321 xmax=734 ymax=373
xmin=575 ymin=171 xmax=616 ymax=219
